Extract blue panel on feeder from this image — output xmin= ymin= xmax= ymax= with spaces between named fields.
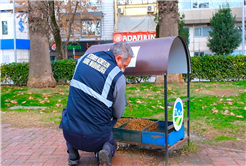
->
xmin=168 ymin=124 xmax=185 ymax=146
xmin=142 ymin=121 xmax=185 ymax=147
xmin=142 ymin=130 xmax=165 ymax=146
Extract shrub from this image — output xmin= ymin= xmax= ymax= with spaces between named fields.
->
xmin=1 ymin=62 xmax=29 ymax=86
xmin=1 ymin=55 xmax=245 ymax=86
xmin=51 ymin=59 xmax=76 ymax=82
xmin=183 ymin=55 xmax=246 ymax=82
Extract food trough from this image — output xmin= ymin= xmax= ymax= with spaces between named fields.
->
xmin=113 ymin=118 xmax=185 ymax=148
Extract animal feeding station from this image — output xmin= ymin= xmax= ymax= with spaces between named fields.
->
xmin=85 ymin=36 xmax=191 ymax=165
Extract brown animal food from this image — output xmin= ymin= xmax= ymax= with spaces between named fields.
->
xmin=146 ymin=123 xmax=159 ymax=131
xmin=114 ymin=118 xmax=130 ymax=128
xmin=123 ymin=118 xmax=156 ymax=131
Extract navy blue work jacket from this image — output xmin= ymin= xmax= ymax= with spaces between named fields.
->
xmin=60 ymin=51 xmax=123 ymax=138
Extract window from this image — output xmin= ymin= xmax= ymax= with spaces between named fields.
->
xmin=179 ymin=0 xmax=192 ymax=9
xmin=192 ymin=0 xmax=209 ymax=8
xmin=60 ymin=28 xmax=67 ymax=38
xmin=232 ymin=50 xmax=243 ymax=55
xmin=88 ymin=0 xmax=101 ymax=6
xmin=195 ymin=27 xmax=211 ymax=37
xmin=180 ymin=0 xmax=242 ymax=10
xmin=118 ymin=0 xmax=156 ymax=5
xmin=195 ymin=27 xmax=201 ymax=36
xmin=0 ymin=0 xmax=9 ymax=3
xmin=202 ymin=27 xmax=211 ymax=36
xmin=59 ymin=20 xmax=101 ymax=39
xmin=2 ymin=21 xmax=8 ymax=35
xmin=236 ymin=25 xmax=246 ymax=44
xmin=194 ymin=52 xmax=204 ymax=57
xmin=81 ymin=20 xmax=101 ymax=37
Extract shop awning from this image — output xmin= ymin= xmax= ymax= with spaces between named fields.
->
xmin=115 ymin=15 xmax=157 ymax=32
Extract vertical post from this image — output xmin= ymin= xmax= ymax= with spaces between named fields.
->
xmin=13 ymin=0 xmax=17 ymax=62
xmin=242 ymin=0 xmax=245 ymax=55
xmin=73 ymin=48 xmax=75 ymax=59
xmin=187 ymin=70 xmax=190 ymax=145
xmin=164 ymin=74 xmax=168 ymax=166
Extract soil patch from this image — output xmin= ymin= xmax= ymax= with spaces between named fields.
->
xmin=191 ymin=120 xmax=246 ymax=151
xmin=1 ymin=111 xmax=60 ymax=129
xmin=201 ymin=89 xmax=238 ymax=96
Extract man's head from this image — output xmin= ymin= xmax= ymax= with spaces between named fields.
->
xmin=109 ymin=42 xmax=134 ymax=72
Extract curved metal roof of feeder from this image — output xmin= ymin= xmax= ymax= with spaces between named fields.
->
xmin=85 ymin=36 xmax=191 ymax=76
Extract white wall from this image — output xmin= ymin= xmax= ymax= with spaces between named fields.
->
xmin=0 ymin=10 xmax=29 ymax=63
xmin=15 ymin=13 xmax=29 ymax=39
xmin=0 ymin=0 xmax=29 ymax=39
xmin=0 ymin=12 xmax=14 ymax=39
xmin=1 ymin=49 xmax=29 ymax=63
xmin=101 ymin=0 xmax=114 ymax=40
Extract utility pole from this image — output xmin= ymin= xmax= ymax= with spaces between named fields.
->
xmin=242 ymin=0 xmax=245 ymax=55
xmin=13 ymin=0 xmax=17 ymax=62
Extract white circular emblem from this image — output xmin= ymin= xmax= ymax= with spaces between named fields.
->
xmin=173 ymin=98 xmax=184 ymax=131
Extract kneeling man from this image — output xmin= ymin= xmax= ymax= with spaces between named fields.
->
xmin=60 ymin=42 xmax=133 ymax=166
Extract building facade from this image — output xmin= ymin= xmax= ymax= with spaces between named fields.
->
xmin=0 ymin=0 xmax=115 ymax=63
xmin=50 ymin=0 xmax=115 ymax=60
xmin=179 ymin=0 xmax=246 ymax=56
xmin=1 ymin=0 xmax=245 ymax=64
xmin=114 ymin=0 xmax=157 ymax=43
xmin=0 ymin=1 xmax=30 ymax=64
xmin=114 ymin=0 xmax=246 ymax=56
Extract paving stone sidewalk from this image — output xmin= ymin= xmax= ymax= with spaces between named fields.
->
xmin=1 ymin=124 xmax=245 ymax=166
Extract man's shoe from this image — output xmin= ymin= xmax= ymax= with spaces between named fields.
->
xmin=68 ymin=159 xmax=79 ymax=166
xmin=98 ymin=150 xmax=111 ymax=166
xmin=98 ymin=142 xmax=112 ymax=166
xmin=68 ymin=147 xmax=80 ymax=166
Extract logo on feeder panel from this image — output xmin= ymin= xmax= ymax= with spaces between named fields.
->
xmin=173 ymin=98 xmax=183 ymax=131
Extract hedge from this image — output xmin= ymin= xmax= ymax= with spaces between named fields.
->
xmin=51 ymin=59 xmax=76 ymax=82
xmin=182 ymin=55 xmax=246 ymax=82
xmin=1 ymin=55 xmax=245 ymax=86
xmin=1 ymin=62 xmax=29 ymax=86
xmin=0 ymin=59 xmax=76 ymax=86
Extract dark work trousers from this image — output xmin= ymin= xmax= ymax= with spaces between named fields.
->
xmin=63 ymin=129 xmax=116 ymax=157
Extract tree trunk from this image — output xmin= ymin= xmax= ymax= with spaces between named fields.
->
xmin=156 ymin=0 xmax=183 ymax=85
xmin=63 ymin=1 xmax=79 ymax=59
xmin=63 ymin=43 xmax=68 ymax=59
xmin=27 ymin=1 xmax=56 ymax=88
xmin=158 ymin=1 xmax=179 ymax=37
xmin=48 ymin=1 xmax=63 ymax=60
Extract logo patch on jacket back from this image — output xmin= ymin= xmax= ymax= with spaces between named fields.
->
xmin=83 ymin=53 xmax=111 ymax=74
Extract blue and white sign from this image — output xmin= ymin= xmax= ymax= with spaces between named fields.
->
xmin=173 ymin=98 xmax=184 ymax=131
xmin=18 ymin=18 xmax=24 ymax=32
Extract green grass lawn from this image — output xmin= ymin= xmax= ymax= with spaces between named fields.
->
xmin=1 ymin=81 xmax=246 ymax=143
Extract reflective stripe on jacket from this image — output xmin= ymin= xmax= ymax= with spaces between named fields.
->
xmin=60 ymin=51 xmax=123 ymax=138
